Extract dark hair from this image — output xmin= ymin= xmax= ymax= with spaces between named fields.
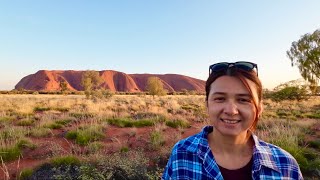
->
xmin=205 ymin=67 xmax=262 ymax=131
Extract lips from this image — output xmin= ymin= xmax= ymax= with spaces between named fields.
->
xmin=220 ymin=118 xmax=241 ymax=124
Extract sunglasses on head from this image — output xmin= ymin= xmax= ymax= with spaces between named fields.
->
xmin=209 ymin=61 xmax=258 ymax=76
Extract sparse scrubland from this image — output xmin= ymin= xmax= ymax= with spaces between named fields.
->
xmin=0 ymin=94 xmax=319 ymax=179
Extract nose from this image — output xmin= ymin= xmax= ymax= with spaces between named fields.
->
xmin=223 ymin=101 xmax=239 ymax=116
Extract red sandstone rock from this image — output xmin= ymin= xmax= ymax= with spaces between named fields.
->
xmin=15 ymin=70 xmax=205 ymax=92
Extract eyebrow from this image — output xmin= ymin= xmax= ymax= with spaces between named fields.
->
xmin=211 ymin=92 xmax=252 ymax=97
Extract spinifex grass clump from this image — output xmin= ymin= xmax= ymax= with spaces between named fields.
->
xmin=33 ymin=106 xmax=51 ymax=112
xmin=65 ymin=125 xmax=105 ymax=145
xmin=70 ymin=112 xmax=96 ymax=119
xmin=16 ymin=118 xmax=35 ymax=126
xmin=28 ymin=127 xmax=52 ymax=137
xmin=106 ymin=118 xmax=154 ymax=127
xmin=165 ymin=119 xmax=190 ymax=128
xmin=0 ymin=139 xmax=35 ymax=162
xmin=150 ymin=131 xmax=165 ymax=150
xmin=46 ymin=119 xmax=73 ymax=129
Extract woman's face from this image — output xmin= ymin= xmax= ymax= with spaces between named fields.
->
xmin=207 ymin=75 xmax=261 ymax=137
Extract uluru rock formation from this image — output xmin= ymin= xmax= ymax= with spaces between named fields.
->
xmin=15 ymin=70 xmax=205 ymax=92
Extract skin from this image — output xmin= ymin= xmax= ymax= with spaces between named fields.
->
xmin=207 ymin=75 xmax=263 ymax=170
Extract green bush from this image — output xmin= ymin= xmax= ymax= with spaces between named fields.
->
xmin=65 ymin=126 xmax=105 ymax=146
xmin=56 ymin=119 xmax=72 ymax=125
xmin=51 ymin=155 xmax=81 ymax=166
xmin=33 ymin=107 xmax=51 ymax=112
xmin=53 ymin=107 xmax=70 ymax=112
xmin=19 ymin=168 xmax=33 ymax=180
xmin=65 ymin=130 xmax=77 ymax=139
xmin=120 ymin=146 xmax=129 ymax=153
xmin=0 ymin=146 xmax=21 ymax=162
xmin=0 ymin=116 xmax=15 ymax=123
xmin=16 ymin=139 xmax=36 ymax=150
xmin=70 ymin=112 xmax=95 ymax=119
xmin=269 ymin=86 xmax=308 ymax=102
xmin=86 ymin=142 xmax=104 ymax=154
xmin=16 ymin=119 xmax=34 ymax=126
xmin=305 ymin=113 xmax=320 ymax=119
xmin=150 ymin=131 xmax=165 ymax=150
xmin=309 ymin=139 xmax=320 ymax=149
xmin=107 ymin=118 xmax=154 ymax=128
xmin=47 ymin=123 xmax=63 ymax=129
xmin=29 ymin=128 xmax=52 ymax=137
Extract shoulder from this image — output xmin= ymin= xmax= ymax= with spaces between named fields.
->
xmin=171 ymin=131 xmax=202 ymax=153
xmin=258 ymin=138 xmax=298 ymax=165
xmin=253 ymin=136 xmax=303 ymax=179
xmin=172 ymin=126 xmax=212 ymax=153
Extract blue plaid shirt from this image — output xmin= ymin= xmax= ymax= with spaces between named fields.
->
xmin=162 ymin=126 xmax=303 ymax=180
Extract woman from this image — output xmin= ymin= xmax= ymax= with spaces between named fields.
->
xmin=162 ymin=61 xmax=303 ymax=180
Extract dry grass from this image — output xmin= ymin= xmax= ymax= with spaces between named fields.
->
xmin=0 ymin=94 xmax=319 ymax=179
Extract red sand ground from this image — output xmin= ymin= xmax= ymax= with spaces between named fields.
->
xmin=1 ymin=121 xmax=319 ymax=179
xmin=0 ymin=122 xmax=204 ymax=179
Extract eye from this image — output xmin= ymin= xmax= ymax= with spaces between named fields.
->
xmin=238 ymin=98 xmax=252 ymax=103
xmin=213 ymin=97 xmax=225 ymax=102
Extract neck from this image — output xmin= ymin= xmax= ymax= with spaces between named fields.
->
xmin=208 ymin=129 xmax=253 ymax=155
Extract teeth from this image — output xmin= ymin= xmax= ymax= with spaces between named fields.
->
xmin=221 ymin=119 xmax=240 ymax=124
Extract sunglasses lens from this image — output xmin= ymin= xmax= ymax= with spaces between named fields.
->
xmin=234 ymin=62 xmax=255 ymax=71
xmin=209 ymin=61 xmax=258 ymax=76
xmin=210 ymin=63 xmax=229 ymax=72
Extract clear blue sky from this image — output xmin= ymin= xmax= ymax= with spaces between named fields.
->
xmin=0 ymin=1 xmax=319 ymax=90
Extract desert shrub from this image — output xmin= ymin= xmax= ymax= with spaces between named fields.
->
xmin=120 ymin=146 xmax=129 ymax=153
xmin=70 ymin=112 xmax=95 ymax=119
xmin=305 ymin=112 xmax=320 ymax=119
xmin=19 ymin=168 xmax=33 ymax=180
xmin=269 ymin=86 xmax=308 ymax=102
xmin=96 ymin=151 xmax=155 ymax=179
xmin=28 ymin=127 xmax=52 ymax=137
xmin=165 ymin=119 xmax=190 ymax=128
xmin=86 ymin=142 xmax=104 ymax=154
xmin=107 ymin=118 xmax=154 ymax=128
xmin=0 ymin=146 xmax=21 ymax=162
xmin=150 ymin=131 xmax=165 ymax=150
xmin=0 ymin=139 xmax=35 ymax=162
xmin=65 ymin=125 xmax=105 ymax=145
xmin=16 ymin=139 xmax=36 ymax=150
xmin=261 ymin=111 xmax=278 ymax=119
xmin=56 ymin=119 xmax=73 ymax=125
xmin=46 ymin=123 xmax=63 ymax=129
xmin=0 ymin=116 xmax=15 ymax=123
xmin=309 ymin=139 xmax=320 ymax=149
xmin=16 ymin=119 xmax=34 ymax=126
xmin=53 ymin=107 xmax=70 ymax=112
xmin=65 ymin=130 xmax=77 ymax=139
xmin=33 ymin=106 xmax=51 ymax=112
xmin=91 ymin=89 xmax=114 ymax=100
xmin=52 ymin=155 xmax=81 ymax=166
xmin=132 ymin=112 xmax=167 ymax=122
xmin=78 ymin=164 xmax=105 ymax=179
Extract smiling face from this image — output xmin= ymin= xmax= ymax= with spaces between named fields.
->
xmin=207 ymin=75 xmax=261 ymax=137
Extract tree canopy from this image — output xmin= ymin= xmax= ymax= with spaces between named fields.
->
xmin=146 ymin=77 xmax=167 ymax=97
xmin=81 ymin=71 xmax=103 ymax=91
xmin=287 ymin=29 xmax=320 ymax=85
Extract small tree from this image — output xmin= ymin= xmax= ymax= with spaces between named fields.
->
xmin=59 ymin=80 xmax=68 ymax=94
xmin=146 ymin=77 xmax=166 ymax=97
xmin=81 ymin=71 xmax=104 ymax=99
xmin=286 ymin=29 xmax=320 ymax=85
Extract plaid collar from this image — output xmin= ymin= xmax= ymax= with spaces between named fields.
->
xmin=183 ymin=126 xmax=280 ymax=174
